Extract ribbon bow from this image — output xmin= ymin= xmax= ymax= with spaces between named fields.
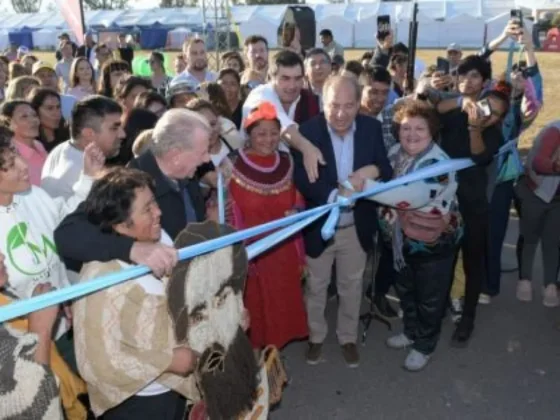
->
xmin=244 ymin=102 xmax=278 ymax=129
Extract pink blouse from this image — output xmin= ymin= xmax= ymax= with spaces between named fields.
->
xmin=14 ymin=140 xmax=48 ymax=186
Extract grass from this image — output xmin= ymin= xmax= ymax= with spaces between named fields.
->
xmin=35 ymin=48 xmax=557 ymax=149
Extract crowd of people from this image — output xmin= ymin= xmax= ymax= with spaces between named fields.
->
xmin=0 ymin=15 xmax=558 ymax=420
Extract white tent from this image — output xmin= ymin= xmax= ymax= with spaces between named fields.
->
xmin=0 ymin=14 xmax=32 ymax=30
xmin=237 ymin=5 xmax=288 ymax=48
xmin=485 ymin=11 xmax=534 ymax=47
xmin=314 ymin=4 xmax=359 ymax=48
xmin=238 ymin=16 xmax=280 ymax=47
xmin=355 ymin=2 xmax=388 ymax=48
xmin=115 ymin=9 xmax=152 ymax=27
xmin=413 ymin=12 xmax=444 ymax=48
xmin=32 ymin=28 xmax=59 ymax=50
xmin=439 ymin=13 xmax=486 ymax=48
xmin=22 ymin=12 xmax=53 ymax=29
xmin=167 ymin=27 xmax=192 ymax=49
xmin=88 ymin=10 xmax=125 ymax=28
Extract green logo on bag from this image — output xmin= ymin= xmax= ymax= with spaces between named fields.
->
xmin=6 ymin=222 xmax=57 ymax=276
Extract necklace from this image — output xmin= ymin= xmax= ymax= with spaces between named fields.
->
xmin=239 ymin=149 xmax=280 ymax=173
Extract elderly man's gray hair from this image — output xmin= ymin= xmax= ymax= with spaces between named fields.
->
xmin=149 ymin=109 xmax=210 ymax=157
xmin=323 ymin=74 xmax=362 ymax=103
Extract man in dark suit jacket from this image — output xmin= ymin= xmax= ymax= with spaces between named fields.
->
xmin=293 ymin=75 xmax=392 ymax=368
xmin=76 ymin=32 xmax=97 ymax=63
xmin=54 ymin=109 xmax=212 ymax=277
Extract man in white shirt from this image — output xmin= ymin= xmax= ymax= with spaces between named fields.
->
xmin=41 ymin=95 xmax=125 ymax=200
xmin=171 ymin=38 xmax=217 ymax=88
xmin=242 ymin=50 xmax=324 ymax=182
xmin=304 ymin=48 xmax=332 ymax=110
xmin=320 ymin=29 xmax=344 ymax=60
xmin=55 ymin=41 xmax=74 ymax=93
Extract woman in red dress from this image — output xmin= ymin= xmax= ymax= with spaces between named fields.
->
xmin=220 ymin=101 xmax=308 ymax=350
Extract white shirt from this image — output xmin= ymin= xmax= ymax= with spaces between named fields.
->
xmin=211 ymin=141 xmax=230 ymax=167
xmin=242 ymin=83 xmax=301 ymax=152
xmin=327 ymin=123 xmax=356 ymax=227
xmin=173 ymin=69 xmax=217 ymax=88
xmin=41 ymin=140 xmax=84 ymax=200
xmin=119 ymin=231 xmax=173 ymax=397
xmin=0 ymin=178 xmax=93 ymax=339
xmin=55 ymin=59 xmax=73 ymax=93
xmin=60 ymin=94 xmax=77 ymax=121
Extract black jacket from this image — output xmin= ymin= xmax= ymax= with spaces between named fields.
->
xmin=292 ymin=113 xmax=392 ymax=259
xmin=118 ymin=46 xmax=134 ymax=67
xmin=439 ymin=108 xmax=503 ymax=214
xmin=54 ymin=151 xmax=206 ymax=272
xmin=76 ymin=43 xmax=96 ymax=61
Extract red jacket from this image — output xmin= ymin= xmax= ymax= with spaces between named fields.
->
xmin=294 ymin=89 xmax=320 ymax=125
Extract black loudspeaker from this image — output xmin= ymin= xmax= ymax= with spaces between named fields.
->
xmin=278 ymin=5 xmax=316 ymax=51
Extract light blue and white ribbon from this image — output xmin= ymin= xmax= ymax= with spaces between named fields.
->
xmin=0 ymin=146 xmax=509 ymax=323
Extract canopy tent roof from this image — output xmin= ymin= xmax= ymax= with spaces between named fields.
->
xmin=87 ymin=10 xmax=126 ymax=28
xmin=0 ymin=14 xmax=33 ymax=30
xmin=134 ymin=8 xmax=203 ymax=27
xmin=0 ymin=1 xmax=550 ymax=49
xmin=230 ymin=5 xmax=260 ymax=23
xmin=516 ymin=0 xmax=560 ymax=11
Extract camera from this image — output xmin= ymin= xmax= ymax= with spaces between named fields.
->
xmin=476 ymin=99 xmax=492 ymax=118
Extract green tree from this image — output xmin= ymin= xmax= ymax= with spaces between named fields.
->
xmin=83 ymin=0 xmax=129 ymax=10
xmin=11 ymin=0 xmax=41 ymax=13
xmin=551 ymin=13 xmax=560 ymax=29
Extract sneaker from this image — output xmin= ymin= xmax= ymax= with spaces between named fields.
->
xmin=305 ymin=342 xmax=323 ymax=365
xmin=451 ymin=316 xmax=474 ymax=348
xmin=386 ymin=333 xmax=414 ymax=349
xmin=404 ymin=349 xmax=431 ymax=372
xmin=516 ymin=280 xmax=533 ymax=302
xmin=341 ymin=343 xmax=359 ymax=368
xmin=543 ymin=284 xmax=559 ymax=308
xmin=450 ymin=298 xmax=463 ymax=323
xmin=373 ymin=295 xmax=399 ymax=320
xmin=478 ymin=293 xmax=491 ymax=304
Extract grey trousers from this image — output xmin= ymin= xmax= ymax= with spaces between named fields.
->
xmin=516 ymin=178 xmax=560 ymax=286
xmin=305 ymin=227 xmax=368 ymax=345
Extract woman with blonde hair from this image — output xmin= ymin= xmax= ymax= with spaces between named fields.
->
xmin=66 ymin=57 xmax=96 ymax=101
xmin=5 ymin=76 xmax=40 ymax=101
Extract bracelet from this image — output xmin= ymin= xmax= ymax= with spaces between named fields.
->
xmin=468 ymin=125 xmax=482 ymax=132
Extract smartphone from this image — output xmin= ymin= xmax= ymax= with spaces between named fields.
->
xmin=477 ymin=98 xmax=492 ymax=118
xmin=377 ymin=15 xmax=391 ymax=39
xmin=436 ymin=57 xmax=450 ymax=74
xmin=510 ymin=9 xmax=523 ymax=28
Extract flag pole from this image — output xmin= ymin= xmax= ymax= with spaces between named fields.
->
xmin=78 ymin=0 xmax=87 ymax=42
